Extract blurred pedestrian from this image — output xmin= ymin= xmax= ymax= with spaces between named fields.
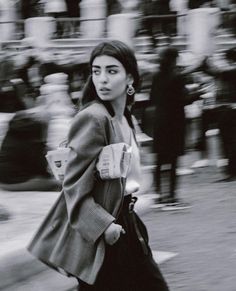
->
xmin=28 ymin=40 xmax=169 ymax=291
xmin=14 ymin=43 xmax=42 ymax=101
xmin=0 ymin=108 xmax=60 ymax=191
xmin=0 ymin=51 xmax=26 ymax=113
xmin=150 ymin=47 xmax=199 ymax=208
xmin=200 ymin=48 xmax=236 ymax=181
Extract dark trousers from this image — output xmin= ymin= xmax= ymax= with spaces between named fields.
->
xmin=197 ymin=106 xmax=228 ymax=157
xmin=218 ymin=108 xmax=236 ymax=176
xmin=155 ymin=155 xmax=178 ymax=199
xmin=78 ymin=196 xmax=169 ymax=291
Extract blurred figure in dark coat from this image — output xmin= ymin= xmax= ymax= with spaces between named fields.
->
xmin=0 ymin=108 xmax=61 ymax=191
xmin=150 ymin=47 xmax=199 ymax=207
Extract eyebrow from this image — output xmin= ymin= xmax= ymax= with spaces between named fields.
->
xmin=92 ymin=65 xmax=120 ymax=68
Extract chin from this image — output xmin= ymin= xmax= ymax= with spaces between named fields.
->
xmin=98 ymin=95 xmax=113 ymax=102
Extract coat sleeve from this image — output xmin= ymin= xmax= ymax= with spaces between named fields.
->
xmin=63 ymin=110 xmax=115 ymax=243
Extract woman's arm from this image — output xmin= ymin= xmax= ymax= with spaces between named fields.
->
xmin=63 ymin=109 xmax=115 ymax=243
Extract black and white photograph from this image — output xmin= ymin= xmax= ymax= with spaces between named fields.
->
xmin=0 ymin=1 xmax=236 ymax=290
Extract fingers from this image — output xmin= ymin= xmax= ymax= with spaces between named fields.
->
xmin=111 ymin=227 xmax=125 ymax=245
xmin=116 ymin=224 xmax=125 ymax=233
xmin=121 ymin=227 xmax=126 ymax=234
xmin=104 ymin=224 xmax=126 ymax=245
xmin=116 ymin=225 xmax=126 ymax=236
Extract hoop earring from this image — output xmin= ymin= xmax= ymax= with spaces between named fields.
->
xmin=127 ymin=84 xmax=135 ymax=96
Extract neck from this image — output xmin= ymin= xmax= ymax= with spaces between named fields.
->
xmin=110 ymin=95 xmax=127 ymax=120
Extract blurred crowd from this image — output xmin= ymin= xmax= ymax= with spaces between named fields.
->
xmin=0 ymin=41 xmax=87 ymax=191
xmin=0 ymin=0 xmax=236 ymax=195
xmin=136 ymin=45 xmax=236 ymax=206
xmin=0 ymin=38 xmax=236 ymax=195
xmin=146 ymin=46 xmax=236 ymax=206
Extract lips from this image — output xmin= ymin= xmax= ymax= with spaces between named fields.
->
xmin=99 ymin=88 xmax=110 ymax=92
xmin=99 ymin=88 xmax=111 ymax=95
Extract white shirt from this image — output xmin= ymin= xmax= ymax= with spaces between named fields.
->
xmin=124 ymin=132 xmax=141 ymax=195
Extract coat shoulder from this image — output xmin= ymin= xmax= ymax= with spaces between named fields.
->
xmin=68 ymin=101 xmax=112 ymax=142
xmin=74 ymin=101 xmax=111 ymax=125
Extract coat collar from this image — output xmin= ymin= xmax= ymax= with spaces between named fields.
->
xmin=100 ymin=100 xmax=137 ymax=144
xmin=99 ymin=99 xmax=135 ymax=130
xmin=81 ymin=99 xmax=137 ymax=143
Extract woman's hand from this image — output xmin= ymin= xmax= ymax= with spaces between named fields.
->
xmin=104 ymin=223 xmax=125 ymax=245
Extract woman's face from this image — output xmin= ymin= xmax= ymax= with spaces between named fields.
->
xmin=92 ymin=55 xmax=132 ymax=102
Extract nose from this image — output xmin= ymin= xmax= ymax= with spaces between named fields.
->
xmin=99 ymin=70 xmax=108 ymax=83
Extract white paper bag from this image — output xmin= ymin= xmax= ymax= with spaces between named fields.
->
xmin=96 ymin=143 xmax=132 ymax=180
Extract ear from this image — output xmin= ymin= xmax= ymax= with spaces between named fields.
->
xmin=126 ymin=73 xmax=134 ymax=86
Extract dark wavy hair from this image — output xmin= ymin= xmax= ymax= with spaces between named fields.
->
xmin=81 ymin=40 xmax=140 ymax=106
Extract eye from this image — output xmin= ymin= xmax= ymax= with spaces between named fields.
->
xmin=108 ymin=69 xmax=118 ymax=74
xmin=92 ymin=69 xmax=100 ymax=76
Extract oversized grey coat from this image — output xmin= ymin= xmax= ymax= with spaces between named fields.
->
xmin=27 ymin=100 xmax=133 ymax=284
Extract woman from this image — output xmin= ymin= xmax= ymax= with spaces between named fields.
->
xmin=28 ymin=40 xmax=169 ymax=290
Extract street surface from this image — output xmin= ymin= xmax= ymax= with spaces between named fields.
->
xmin=0 ymin=150 xmax=236 ymax=291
